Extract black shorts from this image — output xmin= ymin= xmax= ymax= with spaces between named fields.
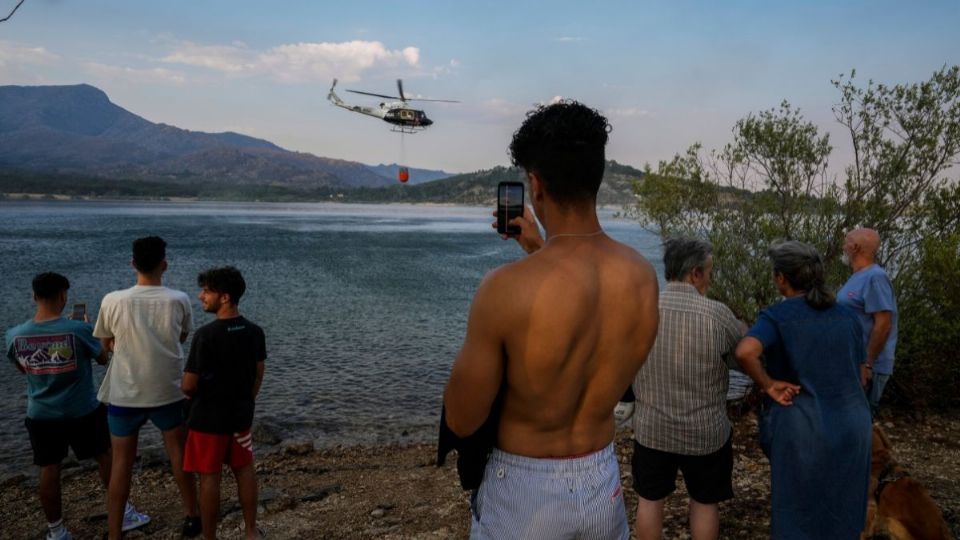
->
xmin=25 ymin=404 xmax=111 ymax=466
xmin=631 ymin=434 xmax=734 ymax=504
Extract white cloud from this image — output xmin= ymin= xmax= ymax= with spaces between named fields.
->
xmin=0 ymin=40 xmax=60 ymax=67
xmin=162 ymin=42 xmax=254 ymax=74
xmin=83 ymin=62 xmax=187 ymax=86
xmin=479 ymin=96 xmax=576 ymax=120
xmin=401 ymin=46 xmax=419 ymax=65
xmin=162 ymin=40 xmax=421 ymax=83
xmin=479 ymin=98 xmax=529 ymax=119
xmin=431 ymin=58 xmax=461 ymax=78
xmin=607 ymin=107 xmax=653 ymax=118
xmin=554 ymin=36 xmax=585 ymax=42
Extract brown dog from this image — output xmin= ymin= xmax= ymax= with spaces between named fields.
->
xmin=862 ymin=425 xmax=953 ymax=540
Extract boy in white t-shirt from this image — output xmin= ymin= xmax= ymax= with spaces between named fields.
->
xmin=94 ymin=236 xmax=201 ymax=539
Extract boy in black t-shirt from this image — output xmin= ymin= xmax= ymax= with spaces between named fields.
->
xmin=182 ymin=267 xmax=266 ymax=540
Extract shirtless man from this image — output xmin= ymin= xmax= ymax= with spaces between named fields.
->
xmin=444 ymin=101 xmax=659 ymax=539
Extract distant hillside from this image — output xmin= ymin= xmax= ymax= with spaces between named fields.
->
xmin=365 ymin=163 xmax=452 ymax=185
xmin=0 ymin=84 xmax=390 ymax=188
xmin=0 ymin=84 xmax=648 ymax=203
xmin=0 ymin=162 xmax=645 ymax=205
xmin=340 ymin=161 xmax=644 ymax=206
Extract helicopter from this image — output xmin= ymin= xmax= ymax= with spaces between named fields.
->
xmin=327 ymin=78 xmax=458 ymax=134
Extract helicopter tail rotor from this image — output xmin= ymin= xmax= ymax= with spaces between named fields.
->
xmin=327 ymin=78 xmax=344 ymax=105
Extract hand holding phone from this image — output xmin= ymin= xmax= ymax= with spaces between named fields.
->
xmin=492 ymin=204 xmax=544 ymax=254
xmin=497 ymin=181 xmax=524 ymax=236
xmin=70 ymin=303 xmax=86 ymax=322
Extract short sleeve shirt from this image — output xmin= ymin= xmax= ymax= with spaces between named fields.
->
xmin=5 ymin=317 xmax=102 ymax=419
xmin=94 ymin=285 xmax=194 ymax=407
xmin=184 ymin=316 xmax=266 ymax=434
xmin=745 ymin=296 xmax=867 ymax=415
xmin=837 ymin=265 xmax=898 ymax=374
xmin=632 ymin=282 xmax=744 ymax=455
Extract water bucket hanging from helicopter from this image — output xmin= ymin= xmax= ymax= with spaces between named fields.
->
xmin=397 ymin=130 xmax=409 ymax=183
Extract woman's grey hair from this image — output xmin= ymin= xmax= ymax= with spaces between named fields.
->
xmin=663 ymin=237 xmax=712 ymax=281
xmin=768 ymin=240 xmax=834 ymax=309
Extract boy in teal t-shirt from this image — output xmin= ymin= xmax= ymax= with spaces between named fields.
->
xmin=5 ymin=273 xmax=148 ymax=540
xmin=7 ymin=317 xmax=102 ymax=420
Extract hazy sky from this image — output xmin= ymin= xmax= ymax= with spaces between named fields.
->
xmin=1 ymin=0 xmax=958 ymax=173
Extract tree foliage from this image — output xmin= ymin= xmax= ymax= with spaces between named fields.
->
xmin=628 ymin=100 xmax=840 ymax=319
xmin=630 ymin=66 xmax=960 ymax=407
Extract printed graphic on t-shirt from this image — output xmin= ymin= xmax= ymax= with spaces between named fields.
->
xmin=12 ymin=334 xmax=78 ymax=374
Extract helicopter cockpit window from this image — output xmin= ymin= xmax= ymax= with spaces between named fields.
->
xmin=400 ymin=110 xmax=414 ymax=120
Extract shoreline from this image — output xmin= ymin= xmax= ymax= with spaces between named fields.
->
xmin=2 ymin=410 xmax=957 ymax=539
xmin=0 ymin=194 xmax=629 ymax=211
xmin=0 ymin=419 xmax=442 ymax=483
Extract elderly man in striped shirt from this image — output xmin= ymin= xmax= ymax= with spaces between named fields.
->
xmin=631 ymin=238 xmax=744 ymax=540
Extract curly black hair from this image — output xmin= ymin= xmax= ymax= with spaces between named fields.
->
xmin=197 ymin=266 xmax=246 ymax=305
xmin=508 ymin=100 xmax=611 ymax=207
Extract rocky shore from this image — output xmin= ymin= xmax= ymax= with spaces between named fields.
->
xmin=1 ymin=410 xmax=957 ymax=539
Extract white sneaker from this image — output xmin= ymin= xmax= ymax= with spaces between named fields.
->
xmin=45 ymin=528 xmax=72 ymax=540
xmin=122 ymin=504 xmax=151 ymax=532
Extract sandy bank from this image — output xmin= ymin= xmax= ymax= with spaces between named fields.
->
xmin=1 ymin=411 xmax=957 ymax=539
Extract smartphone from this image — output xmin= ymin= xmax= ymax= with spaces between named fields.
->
xmin=70 ymin=303 xmax=86 ymax=321
xmin=497 ymin=181 xmax=524 ymax=236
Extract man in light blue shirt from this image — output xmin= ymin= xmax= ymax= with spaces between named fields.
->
xmin=837 ymin=228 xmax=898 ymax=415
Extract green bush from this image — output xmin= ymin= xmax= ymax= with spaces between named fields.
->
xmin=629 ymin=67 xmax=960 ymax=408
xmin=891 ymin=234 xmax=960 ymax=408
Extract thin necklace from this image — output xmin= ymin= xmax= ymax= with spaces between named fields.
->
xmin=547 ymin=230 xmax=604 ymax=242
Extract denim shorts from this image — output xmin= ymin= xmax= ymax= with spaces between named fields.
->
xmin=107 ymin=400 xmax=185 ymax=436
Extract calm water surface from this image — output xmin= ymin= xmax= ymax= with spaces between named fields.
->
xmin=0 ymin=200 xmax=662 ymax=476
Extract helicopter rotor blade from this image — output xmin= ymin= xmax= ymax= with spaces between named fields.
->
xmin=397 ymin=79 xmax=406 ymax=102
xmin=405 ymin=98 xmax=461 ymax=103
xmin=346 ymin=89 xmax=401 ymax=100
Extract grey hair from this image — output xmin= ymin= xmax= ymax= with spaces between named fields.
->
xmin=768 ymin=240 xmax=834 ymax=310
xmin=663 ymin=237 xmax=713 ymax=281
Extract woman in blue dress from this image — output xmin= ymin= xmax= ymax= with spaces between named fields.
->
xmin=736 ymin=241 xmax=871 ymax=539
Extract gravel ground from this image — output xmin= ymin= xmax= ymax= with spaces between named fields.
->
xmin=1 ymin=409 xmax=957 ymax=539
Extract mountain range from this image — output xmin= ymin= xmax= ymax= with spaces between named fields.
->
xmin=0 ymin=84 xmax=451 ymax=189
xmin=0 ymin=84 xmax=643 ymax=204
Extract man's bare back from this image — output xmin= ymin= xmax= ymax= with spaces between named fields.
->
xmin=445 ymin=233 xmax=658 ymax=457
xmin=445 ymin=100 xmax=658 ymax=538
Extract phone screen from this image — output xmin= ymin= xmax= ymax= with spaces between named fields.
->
xmin=71 ymin=303 xmax=86 ymax=321
xmin=497 ymin=182 xmax=524 ymax=236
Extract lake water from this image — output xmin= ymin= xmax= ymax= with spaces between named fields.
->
xmin=0 ymin=200 xmax=663 ymax=477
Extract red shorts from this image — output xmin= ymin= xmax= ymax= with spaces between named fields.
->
xmin=183 ymin=430 xmax=254 ymax=474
